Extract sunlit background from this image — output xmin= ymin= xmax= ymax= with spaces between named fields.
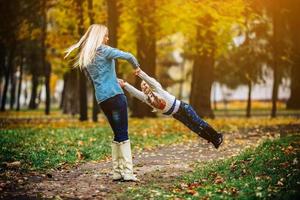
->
xmin=0 ymin=0 xmax=299 ymax=120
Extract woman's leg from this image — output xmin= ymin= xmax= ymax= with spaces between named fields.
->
xmin=99 ymin=94 xmax=129 ymax=142
xmin=99 ymin=94 xmax=138 ymax=181
xmin=173 ymin=101 xmax=223 ymax=148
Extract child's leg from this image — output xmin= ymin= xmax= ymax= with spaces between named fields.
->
xmin=173 ymin=101 xmax=223 ymax=148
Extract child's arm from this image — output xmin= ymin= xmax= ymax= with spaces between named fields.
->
xmin=137 ymin=70 xmax=162 ymax=90
xmin=121 ymin=81 xmax=149 ymax=104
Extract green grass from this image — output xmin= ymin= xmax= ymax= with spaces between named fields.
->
xmin=0 ymin=127 xmax=188 ymax=171
xmin=125 ymin=135 xmax=300 ymax=199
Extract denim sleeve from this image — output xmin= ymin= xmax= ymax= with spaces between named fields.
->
xmin=102 ymin=45 xmax=140 ymax=69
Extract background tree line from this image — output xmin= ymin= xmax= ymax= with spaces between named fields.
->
xmin=0 ymin=0 xmax=299 ymax=120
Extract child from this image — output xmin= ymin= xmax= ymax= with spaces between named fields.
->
xmin=118 ymin=69 xmax=223 ymax=149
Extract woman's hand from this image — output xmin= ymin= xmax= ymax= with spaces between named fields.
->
xmin=134 ymin=67 xmax=141 ymax=76
xmin=117 ymin=78 xmax=126 ymax=88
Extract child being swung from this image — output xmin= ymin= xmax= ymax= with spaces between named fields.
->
xmin=118 ymin=69 xmax=223 ymax=149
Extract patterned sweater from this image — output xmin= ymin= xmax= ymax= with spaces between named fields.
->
xmin=124 ymin=70 xmax=180 ymax=115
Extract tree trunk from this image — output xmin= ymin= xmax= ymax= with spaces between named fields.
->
xmin=190 ymin=53 xmax=215 ymax=118
xmin=190 ymin=15 xmax=215 ymax=118
xmin=28 ymin=69 xmax=39 ymax=109
xmin=45 ymin=62 xmax=51 ymax=115
xmin=107 ymin=0 xmax=120 ymax=76
xmin=16 ymin=49 xmax=24 ymax=111
xmin=131 ymin=0 xmax=157 ymax=118
xmin=271 ymin=0 xmax=280 ymax=118
xmin=62 ymin=70 xmax=80 ymax=115
xmin=1 ymin=47 xmax=14 ymax=111
xmin=246 ymin=79 xmax=252 ymax=118
xmin=0 ymin=43 xmax=5 ymax=104
xmin=60 ymin=73 xmax=66 ymax=109
xmin=9 ymin=63 xmax=16 ymax=110
xmin=41 ymin=0 xmax=51 ymax=115
xmin=286 ymin=0 xmax=300 ymax=109
xmin=76 ymin=0 xmax=88 ymax=121
xmin=287 ymin=55 xmax=300 ymax=109
xmin=88 ymin=0 xmax=100 ymax=122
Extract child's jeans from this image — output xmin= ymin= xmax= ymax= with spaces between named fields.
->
xmin=172 ymin=101 xmax=213 ymax=136
xmin=99 ymin=94 xmax=129 ymax=142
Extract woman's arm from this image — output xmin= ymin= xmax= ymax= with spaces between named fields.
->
xmin=101 ymin=45 xmax=140 ymax=69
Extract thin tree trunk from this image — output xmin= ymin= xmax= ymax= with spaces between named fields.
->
xmin=9 ymin=49 xmax=16 ymax=110
xmin=75 ymin=0 xmax=88 ymax=121
xmin=246 ymin=79 xmax=252 ymax=118
xmin=271 ymin=0 xmax=280 ymax=118
xmin=0 ymin=43 xmax=5 ymax=104
xmin=1 ymin=47 xmax=13 ymax=111
xmin=45 ymin=62 xmax=51 ymax=115
xmin=16 ymin=49 xmax=24 ymax=111
xmin=132 ymin=0 xmax=157 ymax=118
xmin=41 ymin=0 xmax=51 ymax=115
xmin=60 ymin=73 xmax=66 ymax=110
xmin=88 ymin=0 xmax=100 ymax=122
xmin=28 ymin=70 xmax=39 ymax=109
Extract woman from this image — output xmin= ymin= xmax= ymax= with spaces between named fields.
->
xmin=118 ymin=69 xmax=223 ymax=149
xmin=65 ymin=24 xmax=139 ymax=181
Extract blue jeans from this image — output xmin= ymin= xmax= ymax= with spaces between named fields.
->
xmin=99 ymin=94 xmax=129 ymax=142
xmin=172 ymin=101 xmax=216 ymax=141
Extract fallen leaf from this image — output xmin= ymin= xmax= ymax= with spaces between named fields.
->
xmin=186 ymin=189 xmax=198 ymax=196
xmin=4 ymin=161 xmax=21 ymax=169
xmin=214 ymin=175 xmax=224 ymax=184
xmin=76 ymin=150 xmax=83 ymax=160
xmin=78 ymin=141 xmax=84 ymax=146
xmin=279 ymin=162 xmax=289 ymax=168
xmin=230 ymin=187 xmax=239 ymax=195
xmin=277 ymin=181 xmax=284 ymax=186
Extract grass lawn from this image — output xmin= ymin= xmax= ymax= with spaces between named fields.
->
xmin=0 ymin=126 xmax=192 ymax=171
xmin=125 ymin=135 xmax=300 ymax=199
xmin=0 ymin=114 xmax=299 ymax=171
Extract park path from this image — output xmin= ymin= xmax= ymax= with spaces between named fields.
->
xmin=1 ymin=130 xmax=279 ymax=200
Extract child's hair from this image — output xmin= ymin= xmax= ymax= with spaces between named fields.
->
xmin=64 ymin=24 xmax=108 ymax=70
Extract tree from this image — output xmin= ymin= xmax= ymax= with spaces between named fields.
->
xmin=41 ymin=0 xmax=51 ymax=115
xmin=175 ymin=0 xmax=245 ymax=118
xmin=16 ymin=47 xmax=24 ymax=111
xmin=190 ymin=14 xmax=216 ymax=118
xmin=74 ymin=0 xmax=88 ymax=121
xmin=88 ymin=0 xmax=100 ymax=122
xmin=286 ymin=0 xmax=300 ymax=109
xmin=131 ymin=0 xmax=158 ymax=118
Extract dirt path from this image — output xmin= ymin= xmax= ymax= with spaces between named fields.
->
xmin=1 ymin=130 xmax=279 ymax=200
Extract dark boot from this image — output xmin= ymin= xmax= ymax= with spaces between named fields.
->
xmin=200 ymin=126 xmax=223 ymax=149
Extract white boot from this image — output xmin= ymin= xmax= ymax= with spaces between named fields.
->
xmin=118 ymin=139 xmax=139 ymax=181
xmin=111 ymin=141 xmax=122 ymax=181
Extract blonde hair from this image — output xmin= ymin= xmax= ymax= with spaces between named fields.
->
xmin=64 ymin=24 xmax=108 ymax=70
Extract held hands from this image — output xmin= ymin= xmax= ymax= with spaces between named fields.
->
xmin=118 ymin=67 xmax=140 ymax=88
xmin=117 ymin=78 xmax=126 ymax=88
xmin=134 ymin=67 xmax=141 ymax=76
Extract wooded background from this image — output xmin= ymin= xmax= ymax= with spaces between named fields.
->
xmin=0 ymin=0 xmax=299 ymax=120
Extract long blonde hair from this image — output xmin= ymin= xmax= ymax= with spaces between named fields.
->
xmin=64 ymin=24 xmax=108 ymax=70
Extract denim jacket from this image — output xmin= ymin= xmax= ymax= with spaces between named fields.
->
xmin=85 ymin=44 xmax=140 ymax=104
